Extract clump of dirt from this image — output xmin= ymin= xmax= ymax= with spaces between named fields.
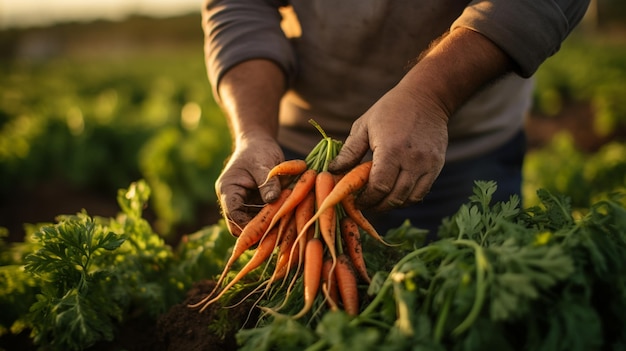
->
xmin=154 ymin=280 xmax=259 ymax=351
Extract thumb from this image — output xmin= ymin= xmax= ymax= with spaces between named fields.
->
xmin=328 ymin=126 xmax=370 ymax=173
xmin=258 ymin=176 xmax=281 ymax=203
xmin=251 ymin=163 xmax=282 ymax=203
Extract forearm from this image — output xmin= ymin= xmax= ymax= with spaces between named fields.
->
xmin=398 ymin=27 xmax=514 ymax=120
xmin=218 ymin=59 xmax=286 ymax=144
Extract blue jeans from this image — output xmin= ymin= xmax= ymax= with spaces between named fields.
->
xmin=282 ymin=131 xmax=526 ymax=242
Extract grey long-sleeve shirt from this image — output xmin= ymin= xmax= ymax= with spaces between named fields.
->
xmin=202 ymin=0 xmax=589 ymax=162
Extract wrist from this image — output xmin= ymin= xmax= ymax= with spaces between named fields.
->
xmin=400 ymin=27 xmax=513 ymax=118
xmin=235 ymin=129 xmax=277 ymax=148
xmin=219 ymin=59 xmax=285 ymax=147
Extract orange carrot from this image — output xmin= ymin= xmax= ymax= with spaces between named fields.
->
xmin=197 ymin=226 xmax=280 ymax=312
xmin=315 ymin=171 xmax=337 ymax=262
xmin=278 ymin=191 xmax=316 ymax=309
xmin=284 ymin=179 xmax=315 ymax=278
xmin=272 ymin=216 xmax=299 ymax=281
xmin=275 ymin=208 xmax=295 ymax=244
xmin=295 ymin=191 xmax=315 ymax=235
xmin=243 ymin=217 xmax=300 ymax=308
xmin=264 ymin=168 xmax=317 ymax=236
xmin=188 ymin=188 xmax=291 ymax=310
xmin=341 ymin=193 xmax=394 ymax=246
xmin=294 ymin=190 xmax=316 ymax=249
xmin=259 ymin=159 xmax=308 ymax=187
xmin=321 ymin=257 xmax=339 ymax=310
xmin=228 ymin=218 xmax=299 ymax=310
xmin=329 ymin=160 xmax=372 ymax=200
xmin=340 ymin=216 xmax=371 ymax=284
xmin=293 ymin=237 xmax=324 ymax=319
xmin=336 ymin=253 xmax=360 ymax=316
xmin=298 ymin=161 xmax=372 ymax=251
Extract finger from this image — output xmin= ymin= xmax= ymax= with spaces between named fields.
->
xmin=406 ymin=169 xmax=438 ymax=204
xmin=248 ymin=159 xmax=284 ymax=203
xmin=405 ymin=151 xmax=444 ymax=204
xmin=372 ymin=159 xmax=442 ymax=211
xmin=370 ymin=169 xmax=420 ymax=211
xmin=376 ymin=167 xmax=439 ymax=213
xmin=328 ymin=123 xmax=369 ymax=173
xmin=217 ymin=178 xmax=256 ymax=236
xmin=219 ymin=191 xmax=251 ymax=236
xmin=374 ymin=169 xmax=419 ymax=211
xmin=355 ymin=153 xmax=401 ymax=209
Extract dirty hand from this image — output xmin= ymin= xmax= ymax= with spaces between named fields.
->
xmin=215 ymin=135 xmax=284 ymax=236
xmin=328 ymin=85 xmax=449 ymax=212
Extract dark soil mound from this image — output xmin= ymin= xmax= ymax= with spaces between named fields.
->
xmin=154 ymin=280 xmax=259 ymax=351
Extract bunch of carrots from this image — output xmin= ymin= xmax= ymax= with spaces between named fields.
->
xmin=189 ymin=120 xmax=390 ymax=319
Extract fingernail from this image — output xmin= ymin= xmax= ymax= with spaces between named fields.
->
xmin=263 ymin=190 xmax=277 ymax=202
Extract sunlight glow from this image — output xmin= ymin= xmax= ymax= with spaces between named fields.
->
xmin=0 ymin=0 xmax=202 ymax=28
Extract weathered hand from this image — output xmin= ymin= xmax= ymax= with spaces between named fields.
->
xmin=328 ymin=84 xmax=449 ymax=212
xmin=215 ymin=135 xmax=284 ymax=236
xmin=328 ymin=28 xmax=516 ymax=212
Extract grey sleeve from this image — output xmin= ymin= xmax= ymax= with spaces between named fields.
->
xmin=202 ymin=0 xmax=296 ymax=94
xmin=451 ymin=0 xmax=590 ymax=77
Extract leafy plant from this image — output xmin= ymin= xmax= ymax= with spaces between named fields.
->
xmin=19 ymin=181 xmax=166 ymax=350
xmin=237 ymin=181 xmax=626 ymax=351
xmin=0 ymin=180 xmax=234 ymax=350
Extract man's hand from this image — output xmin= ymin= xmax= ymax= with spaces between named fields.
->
xmin=329 ymin=28 xmax=513 ymax=212
xmin=329 ymin=86 xmax=448 ymax=211
xmin=215 ymin=135 xmax=284 ymax=236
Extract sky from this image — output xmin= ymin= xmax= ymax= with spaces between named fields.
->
xmin=0 ymin=0 xmax=202 ymax=28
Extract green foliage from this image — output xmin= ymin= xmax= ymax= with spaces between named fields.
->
xmin=239 ymin=181 xmax=626 ymax=351
xmin=21 ymin=181 xmax=168 ymax=350
xmin=0 ymin=264 xmax=38 ymax=337
xmin=237 ymin=315 xmax=317 ymax=351
xmin=2 ymin=179 xmax=625 ymax=350
xmin=173 ymin=221 xmax=236 ymax=292
xmin=0 ymin=180 xmax=235 ymax=350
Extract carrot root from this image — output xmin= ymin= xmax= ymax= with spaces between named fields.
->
xmin=340 ymin=216 xmax=371 ymax=284
xmin=198 ymin=226 xmax=280 ymax=312
xmin=292 ymin=238 xmax=324 ymax=319
xmin=188 ymin=189 xmax=291 ymax=310
xmin=321 ymin=258 xmax=339 ymax=309
xmin=336 ymin=254 xmax=360 ymax=316
xmin=341 ymin=193 xmax=398 ymax=247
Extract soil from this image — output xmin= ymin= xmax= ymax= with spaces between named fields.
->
xmin=151 ymin=280 xmax=258 ymax=351
xmin=93 ymin=280 xmax=257 ymax=351
xmin=0 ymin=280 xmax=255 ymax=351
